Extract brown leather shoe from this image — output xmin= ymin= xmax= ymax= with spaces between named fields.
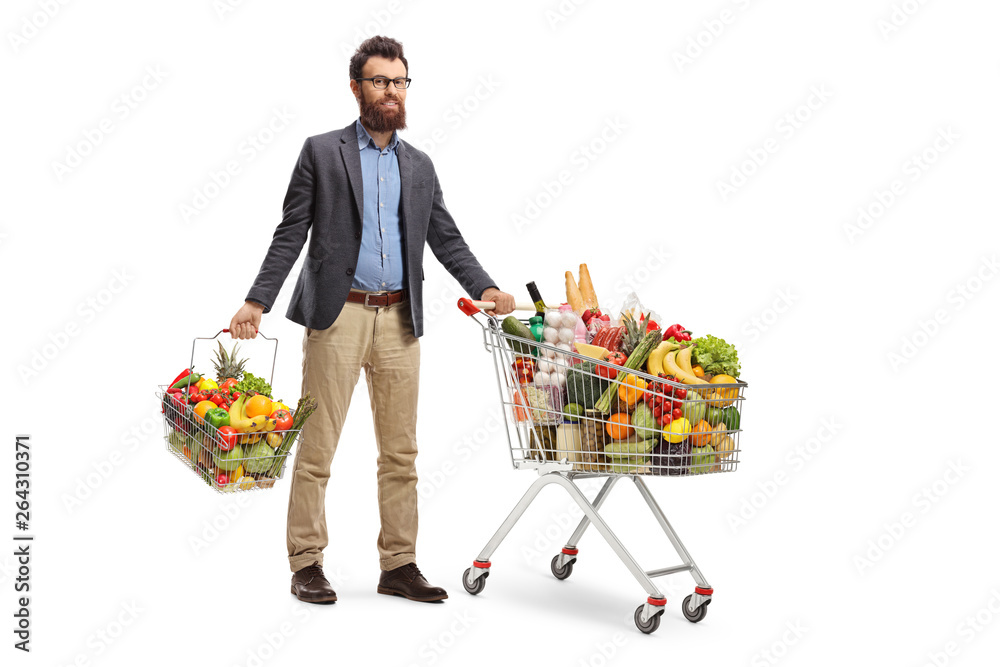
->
xmin=377 ymin=562 xmax=448 ymax=602
xmin=290 ymin=563 xmax=337 ymax=604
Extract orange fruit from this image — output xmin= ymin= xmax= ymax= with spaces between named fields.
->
xmin=193 ymin=400 xmax=217 ymax=422
xmin=709 ymin=374 xmax=738 ymax=406
xmin=245 ymin=395 xmax=273 ymax=419
xmin=689 ymin=420 xmax=714 ymax=447
xmin=606 ymin=413 xmax=633 ymax=440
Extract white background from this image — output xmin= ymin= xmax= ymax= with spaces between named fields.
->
xmin=3 ymin=0 xmax=1000 ymax=665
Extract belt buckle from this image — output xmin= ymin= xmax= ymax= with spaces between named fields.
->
xmin=363 ymin=292 xmax=379 ymax=308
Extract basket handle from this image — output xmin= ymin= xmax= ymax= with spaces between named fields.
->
xmin=189 ymin=329 xmax=278 ymax=388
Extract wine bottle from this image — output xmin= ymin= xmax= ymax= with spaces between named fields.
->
xmin=526 ymin=281 xmax=547 ymax=319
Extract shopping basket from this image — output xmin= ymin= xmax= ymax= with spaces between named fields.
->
xmin=155 ymin=329 xmax=302 ymax=494
xmin=456 ymin=298 xmax=747 ymax=634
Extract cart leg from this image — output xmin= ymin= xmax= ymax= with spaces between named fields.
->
xmin=631 ymin=476 xmax=714 ymax=617
xmin=465 ymin=471 xmax=558 ymax=589
xmin=546 ymin=474 xmax=663 ymax=599
xmin=554 ymin=475 xmax=620 ymax=570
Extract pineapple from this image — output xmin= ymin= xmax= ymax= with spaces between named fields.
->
xmin=213 ymin=341 xmax=248 ymax=383
xmin=618 ymin=312 xmax=645 ymax=357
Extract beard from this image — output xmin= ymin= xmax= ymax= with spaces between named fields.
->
xmin=358 ymin=91 xmax=407 ymax=133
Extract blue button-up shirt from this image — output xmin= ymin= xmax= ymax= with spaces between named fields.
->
xmin=352 ymin=118 xmax=404 ymax=291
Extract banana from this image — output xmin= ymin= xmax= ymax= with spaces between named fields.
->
xmin=246 ymin=415 xmax=267 ymax=433
xmin=646 ymin=341 xmax=681 ymax=377
xmin=664 ymin=351 xmax=709 ymax=386
xmin=676 ymin=345 xmax=696 ymax=376
xmin=227 ymin=394 xmax=255 ymax=432
xmin=263 ymin=417 xmax=278 ymax=432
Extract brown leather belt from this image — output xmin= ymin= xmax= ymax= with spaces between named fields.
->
xmin=347 ymin=289 xmax=408 ymax=307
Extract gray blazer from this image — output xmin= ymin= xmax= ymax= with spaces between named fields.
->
xmin=245 ymin=120 xmax=497 ymax=338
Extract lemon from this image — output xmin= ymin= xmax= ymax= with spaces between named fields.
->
xmin=665 ymin=418 xmax=691 ymax=444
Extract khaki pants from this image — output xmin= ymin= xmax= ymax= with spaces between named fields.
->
xmin=286 ymin=297 xmax=420 ymax=573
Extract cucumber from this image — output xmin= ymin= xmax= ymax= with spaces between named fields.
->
xmin=502 ymin=316 xmax=536 ymax=355
xmin=604 ymin=437 xmax=658 ymax=456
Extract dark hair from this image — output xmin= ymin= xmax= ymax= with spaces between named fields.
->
xmin=349 ymin=36 xmax=408 ymax=80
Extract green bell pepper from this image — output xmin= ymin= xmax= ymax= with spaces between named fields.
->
xmin=205 ymin=407 xmax=230 ymax=430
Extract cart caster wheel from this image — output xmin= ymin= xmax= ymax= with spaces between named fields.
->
xmin=550 ymin=555 xmax=574 ymax=580
xmin=462 ymin=567 xmax=488 ymax=595
xmin=634 ymin=605 xmax=662 ymax=634
xmin=682 ymin=594 xmax=709 ymax=623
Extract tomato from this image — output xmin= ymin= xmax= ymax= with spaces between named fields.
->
xmin=270 ymin=409 xmax=293 ymax=431
xmin=217 ymin=426 xmax=238 ymax=452
xmin=210 ymin=393 xmax=228 ymax=407
xmin=671 ymin=408 xmax=683 ymax=420
xmin=674 ymin=387 xmax=687 ymax=400
xmin=216 ymin=472 xmax=229 ymax=486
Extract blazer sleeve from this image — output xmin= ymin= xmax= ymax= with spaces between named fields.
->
xmin=244 ymin=137 xmax=315 ymax=313
xmin=425 ymin=164 xmax=497 ymax=300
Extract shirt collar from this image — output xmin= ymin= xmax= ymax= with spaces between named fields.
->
xmin=356 ymin=118 xmax=399 ymax=152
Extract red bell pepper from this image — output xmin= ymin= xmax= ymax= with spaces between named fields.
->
xmin=662 ymin=324 xmax=692 ymax=342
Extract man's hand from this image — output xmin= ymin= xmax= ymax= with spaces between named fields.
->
xmin=230 ymin=301 xmax=264 ymax=339
xmin=481 ymin=287 xmax=516 ymax=317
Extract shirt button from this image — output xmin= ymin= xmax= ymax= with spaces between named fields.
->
xmin=382 ymin=254 xmax=387 ymax=258
xmin=381 ymin=227 xmax=385 ymax=232
xmin=382 ymin=282 xmax=386 ymax=286
xmin=380 ymin=177 xmax=384 ymax=181
xmin=346 ymin=268 xmax=353 ymax=275
xmin=380 ymin=202 xmax=384 ymax=207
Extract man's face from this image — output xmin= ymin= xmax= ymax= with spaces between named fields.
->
xmin=352 ymin=55 xmax=407 ymax=133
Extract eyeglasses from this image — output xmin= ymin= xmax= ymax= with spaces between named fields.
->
xmin=355 ymin=76 xmax=411 ymax=90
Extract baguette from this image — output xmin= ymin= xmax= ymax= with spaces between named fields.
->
xmin=578 ymin=263 xmax=598 ymax=310
xmin=565 ymin=271 xmax=584 ymax=314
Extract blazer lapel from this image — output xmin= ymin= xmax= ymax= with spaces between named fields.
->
xmin=340 ymin=121 xmax=364 ymax=227
xmin=397 ymin=141 xmax=413 ymax=259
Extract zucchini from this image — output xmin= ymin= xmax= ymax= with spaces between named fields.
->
xmin=604 ymin=437 xmax=658 ymax=456
xmin=502 ymin=316 xmax=536 ymax=355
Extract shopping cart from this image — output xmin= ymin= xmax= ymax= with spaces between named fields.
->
xmin=155 ymin=329 xmax=303 ymax=493
xmin=456 ymin=298 xmax=747 ymax=634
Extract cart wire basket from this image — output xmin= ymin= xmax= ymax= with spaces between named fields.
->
xmin=455 ymin=297 xmax=748 ymax=634
xmin=155 ymin=329 xmax=301 ymax=494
